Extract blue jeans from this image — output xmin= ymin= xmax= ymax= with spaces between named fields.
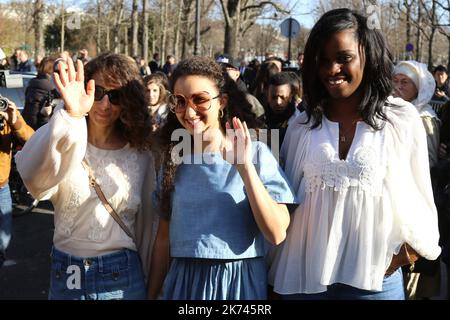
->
xmin=49 ymin=247 xmax=147 ymax=300
xmin=282 ymin=268 xmax=405 ymax=300
xmin=0 ymin=184 xmax=13 ymax=254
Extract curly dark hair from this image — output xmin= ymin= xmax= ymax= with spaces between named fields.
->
xmin=302 ymin=8 xmax=393 ymax=130
xmin=158 ymin=55 xmax=263 ymax=216
xmin=84 ymin=52 xmax=152 ymax=150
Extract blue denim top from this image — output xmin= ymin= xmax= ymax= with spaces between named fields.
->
xmin=165 ymin=141 xmax=297 ymax=259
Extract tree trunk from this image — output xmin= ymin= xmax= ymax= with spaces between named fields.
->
xmin=448 ymin=0 xmax=450 ymax=71
xmin=428 ymin=28 xmax=436 ymax=69
xmin=180 ymin=0 xmax=193 ymax=59
xmin=61 ymin=0 xmax=65 ymax=52
xmin=173 ymin=0 xmax=183 ymax=59
xmin=106 ymin=25 xmax=110 ymax=51
xmin=142 ymin=0 xmax=149 ymax=62
xmin=34 ymin=0 xmax=45 ymax=62
xmin=96 ymin=0 xmax=102 ymax=54
xmin=415 ymin=2 xmax=422 ymax=61
xmin=405 ymin=1 xmax=411 ymax=45
xmin=131 ymin=0 xmax=139 ymax=57
xmin=160 ymin=0 xmax=169 ymax=62
xmin=124 ymin=25 xmax=129 ymax=56
xmin=113 ymin=0 xmax=124 ymax=54
xmin=447 ymin=37 xmax=450 ymax=72
xmin=221 ymin=0 xmax=240 ymax=58
xmin=427 ymin=0 xmax=437 ymax=69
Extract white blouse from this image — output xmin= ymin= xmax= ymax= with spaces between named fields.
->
xmin=15 ymin=106 xmax=157 ymax=279
xmin=268 ymin=96 xmax=441 ymax=294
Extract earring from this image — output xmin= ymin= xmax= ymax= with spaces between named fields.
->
xmin=219 ymin=109 xmax=224 ymax=118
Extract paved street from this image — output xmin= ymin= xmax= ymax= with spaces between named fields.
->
xmin=0 ymin=202 xmax=54 ymax=300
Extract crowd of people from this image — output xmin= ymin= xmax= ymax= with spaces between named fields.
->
xmin=0 ymin=8 xmax=450 ymax=300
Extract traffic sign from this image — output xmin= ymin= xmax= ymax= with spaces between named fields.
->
xmin=280 ymin=18 xmax=300 ymax=38
xmin=406 ymin=43 xmax=414 ymax=52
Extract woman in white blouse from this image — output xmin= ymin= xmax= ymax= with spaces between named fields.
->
xmin=268 ymin=9 xmax=441 ymax=299
xmin=16 ymin=54 xmax=157 ymax=300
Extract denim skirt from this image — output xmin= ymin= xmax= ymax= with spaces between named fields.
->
xmin=49 ymin=246 xmax=146 ymax=300
xmin=161 ymin=257 xmax=267 ymax=300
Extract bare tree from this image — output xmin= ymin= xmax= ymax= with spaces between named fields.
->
xmin=33 ymin=0 xmax=45 ymax=62
xmin=173 ymin=0 xmax=184 ymax=59
xmin=96 ymin=0 xmax=102 ymax=54
xmin=180 ymin=0 xmax=194 ymax=59
xmin=219 ymin=0 xmax=289 ymax=59
xmin=131 ymin=0 xmax=139 ymax=57
xmin=112 ymin=0 xmax=125 ymax=53
xmin=142 ymin=0 xmax=149 ymax=61
xmin=160 ymin=0 xmax=169 ymax=61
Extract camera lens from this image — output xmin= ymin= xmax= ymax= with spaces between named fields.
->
xmin=0 ymin=97 xmax=9 ymax=112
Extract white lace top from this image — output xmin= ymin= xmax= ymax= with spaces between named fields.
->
xmin=268 ymin=96 xmax=441 ymax=294
xmin=15 ymin=107 xmax=157 ymax=278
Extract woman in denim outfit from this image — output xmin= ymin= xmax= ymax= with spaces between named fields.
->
xmin=148 ymin=56 xmax=296 ymax=300
xmin=16 ymin=54 xmax=157 ymax=300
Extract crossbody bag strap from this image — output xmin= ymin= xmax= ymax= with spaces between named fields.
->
xmin=81 ymin=159 xmax=135 ymax=242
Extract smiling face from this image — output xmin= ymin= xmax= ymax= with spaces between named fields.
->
xmin=393 ymin=73 xmax=418 ymax=102
xmin=88 ymin=73 xmax=122 ymax=128
xmin=319 ymin=29 xmax=365 ymax=102
xmin=173 ymin=75 xmax=224 ymax=136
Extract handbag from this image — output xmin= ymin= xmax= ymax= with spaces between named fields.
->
xmin=81 ymin=159 xmax=135 ymax=242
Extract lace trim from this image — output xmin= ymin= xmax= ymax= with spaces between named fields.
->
xmin=304 ymin=143 xmax=384 ymax=195
xmin=57 ymin=184 xmax=82 ymax=236
xmin=57 ymin=149 xmax=142 ymax=241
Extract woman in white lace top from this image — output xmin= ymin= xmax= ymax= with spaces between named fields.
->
xmin=15 ymin=54 xmax=157 ymax=300
xmin=268 ymin=9 xmax=441 ymax=299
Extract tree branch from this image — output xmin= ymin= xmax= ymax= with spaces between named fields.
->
xmin=241 ymin=1 xmax=290 ymax=14
xmin=219 ymin=0 xmax=232 ymax=26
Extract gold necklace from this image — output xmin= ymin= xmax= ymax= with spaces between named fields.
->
xmin=339 ymin=121 xmax=357 ymax=143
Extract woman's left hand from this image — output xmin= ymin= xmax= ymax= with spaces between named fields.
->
xmin=221 ymin=117 xmax=253 ymax=170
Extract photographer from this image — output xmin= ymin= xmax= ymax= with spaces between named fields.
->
xmin=0 ymin=98 xmax=34 ymax=267
xmin=22 ymin=56 xmax=59 ymax=130
xmin=432 ymin=65 xmax=450 ymax=102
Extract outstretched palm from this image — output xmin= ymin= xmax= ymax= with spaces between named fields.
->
xmin=221 ymin=117 xmax=253 ymax=168
xmin=54 ymin=58 xmax=95 ymax=118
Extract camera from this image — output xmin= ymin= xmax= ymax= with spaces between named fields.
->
xmin=0 ymin=94 xmax=9 ymax=112
xmin=40 ymin=89 xmax=61 ymax=118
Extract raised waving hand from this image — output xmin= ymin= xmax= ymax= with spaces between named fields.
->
xmin=53 ymin=58 xmax=95 ymax=118
xmin=222 ymin=117 xmax=253 ymax=169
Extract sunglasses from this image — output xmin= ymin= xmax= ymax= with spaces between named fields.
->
xmin=94 ymin=85 xmax=121 ymax=105
xmin=168 ymin=91 xmax=220 ymax=113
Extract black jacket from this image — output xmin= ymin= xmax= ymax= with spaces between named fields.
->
xmin=22 ymin=75 xmax=55 ymax=130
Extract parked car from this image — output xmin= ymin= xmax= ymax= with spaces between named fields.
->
xmin=0 ymin=70 xmax=37 ymax=111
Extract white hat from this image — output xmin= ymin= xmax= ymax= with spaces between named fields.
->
xmin=393 ymin=60 xmax=436 ymax=110
xmin=0 ymin=48 xmax=5 ymax=60
xmin=394 ymin=62 xmax=420 ymax=90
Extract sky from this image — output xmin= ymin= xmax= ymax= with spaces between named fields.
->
xmin=288 ymin=0 xmax=317 ymax=28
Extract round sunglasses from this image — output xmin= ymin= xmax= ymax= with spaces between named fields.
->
xmin=168 ymin=91 xmax=220 ymax=113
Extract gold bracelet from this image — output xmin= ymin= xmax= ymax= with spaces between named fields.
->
xmin=404 ymin=243 xmax=415 ymax=272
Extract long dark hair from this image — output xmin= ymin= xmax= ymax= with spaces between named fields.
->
xmin=84 ymin=53 xmax=152 ymax=150
xmin=143 ymin=71 xmax=169 ymax=106
xmin=158 ymin=55 xmax=262 ymax=215
xmin=302 ymin=8 xmax=393 ymax=130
